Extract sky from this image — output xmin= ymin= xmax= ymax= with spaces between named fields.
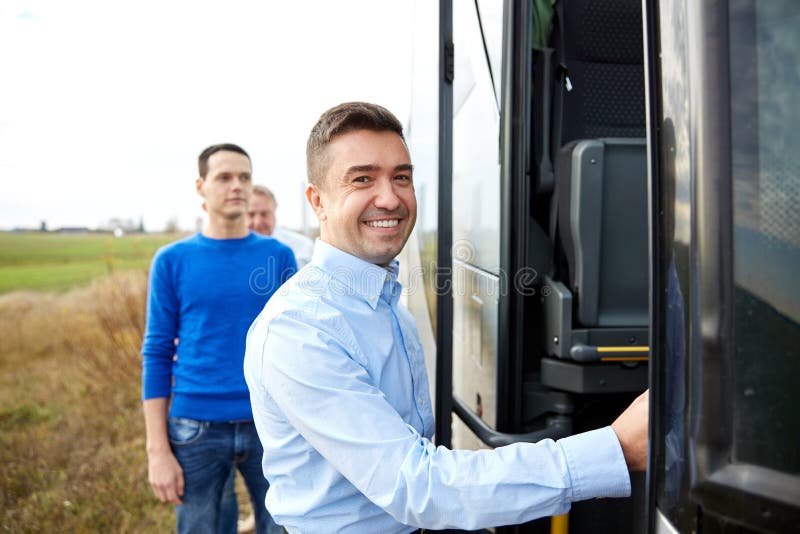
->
xmin=0 ymin=1 xmax=434 ymax=233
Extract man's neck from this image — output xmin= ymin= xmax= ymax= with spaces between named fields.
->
xmin=202 ymin=216 xmax=249 ymax=239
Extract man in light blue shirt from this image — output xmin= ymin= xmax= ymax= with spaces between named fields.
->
xmin=244 ymin=102 xmax=649 ymax=533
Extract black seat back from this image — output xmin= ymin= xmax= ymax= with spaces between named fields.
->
xmin=551 ymin=0 xmax=645 ymax=150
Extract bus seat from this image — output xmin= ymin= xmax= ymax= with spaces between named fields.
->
xmin=550 ymin=0 xmax=645 ymax=148
xmin=532 ymin=0 xmax=645 ymax=193
xmin=556 ymin=138 xmax=648 ymax=328
xmin=533 ymin=1 xmax=649 ymax=391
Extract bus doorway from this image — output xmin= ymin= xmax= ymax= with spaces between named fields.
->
xmin=418 ymin=0 xmax=800 ymax=533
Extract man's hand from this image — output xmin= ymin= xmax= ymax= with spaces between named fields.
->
xmin=147 ymin=449 xmax=184 ymax=505
xmin=611 ymin=389 xmax=649 ymax=471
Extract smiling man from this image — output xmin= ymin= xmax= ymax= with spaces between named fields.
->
xmin=306 ymin=126 xmax=415 ymax=266
xmin=141 ymin=144 xmax=294 ymax=534
xmin=244 ymin=103 xmax=648 ymax=533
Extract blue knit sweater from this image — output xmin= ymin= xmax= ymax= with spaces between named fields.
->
xmin=142 ymin=231 xmax=297 ymax=421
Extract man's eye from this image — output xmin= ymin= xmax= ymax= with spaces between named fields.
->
xmin=354 ymin=176 xmax=369 ymax=183
xmin=395 ymin=174 xmax=411 ymax=182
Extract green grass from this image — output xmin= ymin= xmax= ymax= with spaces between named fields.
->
xmin=0 ymin=232 xmax=184 ymax=293
xmin=0 ymin=233 xmax=261 ymax=531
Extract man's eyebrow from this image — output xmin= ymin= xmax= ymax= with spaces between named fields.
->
xmin=343 ymin=164 xmax=379 ymax=175
xmin=342 ymin=163 xmax=414 ymax=176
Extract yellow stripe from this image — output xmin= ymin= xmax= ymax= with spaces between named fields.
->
xmin=551 ymin=513 xmax=569 ymax=534
xmin=597 ymin=346 xmax=649 ymax=353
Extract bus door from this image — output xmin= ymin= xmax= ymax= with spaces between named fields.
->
xmin=647 ymin=0 xmax=800 ymax=532
xmin=437 ymin=0 xmax=649 ymax=532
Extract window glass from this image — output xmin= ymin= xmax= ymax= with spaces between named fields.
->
xmin=450 ymin=0 xmax=503 ymax=448
xmin=730 ymin=0 xmax=800 ymax=474
xmin=405 ymin=1 xmax=440 ymax=334
xmin=476 ymin=0 xmax=503 ymax=106
xmin=452 ymin=0 xmax=502 ymax=273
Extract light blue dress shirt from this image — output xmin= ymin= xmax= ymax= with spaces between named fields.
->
xmin=244 ymin=240 xmax=631 ymax=533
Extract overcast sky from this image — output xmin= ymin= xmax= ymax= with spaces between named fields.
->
xmin=0 ymin=1 xmax=434 ymax=232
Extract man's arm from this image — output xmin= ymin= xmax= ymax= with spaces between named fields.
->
xmin=143 ymin=398 xmax=183 ymax=504
xmin=251 ymin=309 xmax=634 ymax=529
xmin=141 ymin=250 xmax=182 ymax=504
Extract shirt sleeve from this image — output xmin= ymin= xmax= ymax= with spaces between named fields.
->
xmin=141 ymin=251 xmax=178 ymax=400
xmin=257 ymin=309 xmax=631 ymax=530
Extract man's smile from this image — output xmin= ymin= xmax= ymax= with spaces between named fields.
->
xmin=364 ymin=219 xmax=400 ymax=228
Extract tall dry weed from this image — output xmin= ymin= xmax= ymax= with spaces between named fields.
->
xmin=0 ymin=271 xmax=172 ymax=532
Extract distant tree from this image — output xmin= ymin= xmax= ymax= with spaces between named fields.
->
xmin=138 ymin=216 xmax=145 ymax=233
xmin=102 ymin=217 xmax=138 ymax=233
xmin=164 ymin=217 xmax=180 ymax=233
xmin=39 ymin=220 xmax=47 ymax=232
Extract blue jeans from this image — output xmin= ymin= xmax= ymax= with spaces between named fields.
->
xmin=168 ymin=418 xmax=282 ymax=534
xmin=219 ymin=468 xmax=239 ymax=534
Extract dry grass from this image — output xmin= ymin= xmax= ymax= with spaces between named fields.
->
xmin=0 ymin=271 xmax=174 ymax=532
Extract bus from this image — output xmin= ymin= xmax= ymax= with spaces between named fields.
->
xmin=401 ymin=0 xmax=800 ymax=532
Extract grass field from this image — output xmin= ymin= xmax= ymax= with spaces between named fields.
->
xmin=0 ymin=232 xmax=255 ymax=531
xmin=0 ymin=232 xmax=184 ymax=294
xmin=0 ymin=272 xmax=176 ymax=531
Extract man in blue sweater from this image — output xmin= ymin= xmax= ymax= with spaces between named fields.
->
xmin=142 ymin=143 xmax=295 ymax=534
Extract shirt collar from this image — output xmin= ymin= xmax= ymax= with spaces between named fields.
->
xmin=311 ymin=239 xmax=400 ymax=310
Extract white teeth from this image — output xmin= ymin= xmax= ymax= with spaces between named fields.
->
xmin=365 ymin=219 xmax=399 ymax=228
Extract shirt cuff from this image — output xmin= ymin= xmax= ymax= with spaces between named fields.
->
xmin=558 ymin=426 xmax=631 ymax=501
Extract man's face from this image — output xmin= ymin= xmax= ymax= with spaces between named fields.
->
xmin=196 ymin=150 xmax=252 ymax=221
xmin=247 ymin=193 xmax=276 ymax=235
xmin=307 ymin=129 xmax=416 ymax=266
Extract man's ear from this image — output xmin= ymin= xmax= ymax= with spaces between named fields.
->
xmin=306 ymin=183 xmax=327 ymax=221
xmin=195 ymin=177 xmax=205 ymax=197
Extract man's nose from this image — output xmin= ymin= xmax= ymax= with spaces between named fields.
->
xmin=373 ymin=178 xmax=400 ymax=210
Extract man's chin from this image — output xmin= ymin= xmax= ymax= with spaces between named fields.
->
xmin=362 ymin=243 xmax=405 ymax=266
xmin=222 ymin=211 xmax=247 ymax=221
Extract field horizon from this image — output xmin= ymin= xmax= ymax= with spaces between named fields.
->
xmin=0 ymin=231 xmax=185 ymax=294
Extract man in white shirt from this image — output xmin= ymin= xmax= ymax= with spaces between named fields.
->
xmin=244 ymin=102 xmax=649 ymax=533
xmin=247 ymin=185 xmax=314 ymax=267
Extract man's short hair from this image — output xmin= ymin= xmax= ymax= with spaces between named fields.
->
xmin=306 ymin=102 xmax=405 ymax=186
xmin=198 ymin=143 xmax=250 ymax=179
xmin=252 ymin=185 xmax=277 ymax=206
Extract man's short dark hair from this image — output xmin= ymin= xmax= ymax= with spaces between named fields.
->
xmin=198 ymin=143 xmax=251 ymax=178
xmin=306 ymin=102 xmax=405 ymax=186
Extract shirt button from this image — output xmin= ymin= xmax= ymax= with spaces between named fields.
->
xmin=369 ymin=296 xmax=376 ymax=302
xmin=418 ymin=397 xmax=425 ymax=405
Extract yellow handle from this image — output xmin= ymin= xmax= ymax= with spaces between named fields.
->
xmin=598 ymin=346 xmax=650 ymax=362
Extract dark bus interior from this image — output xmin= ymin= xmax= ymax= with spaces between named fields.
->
xmin=433 ymin=0 xmax=800 ymax=532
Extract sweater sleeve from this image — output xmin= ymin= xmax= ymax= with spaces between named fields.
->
xmin=141 ymin=249 xmax=179 ymax=400
xmin=281 ymin=246 xmax=298 ymax=283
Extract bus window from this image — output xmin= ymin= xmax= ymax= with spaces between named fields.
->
xmin=729 ymin=0 xmax=800 ymax=475
xmin=450 ymin=0 xmax=503 ymax=449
